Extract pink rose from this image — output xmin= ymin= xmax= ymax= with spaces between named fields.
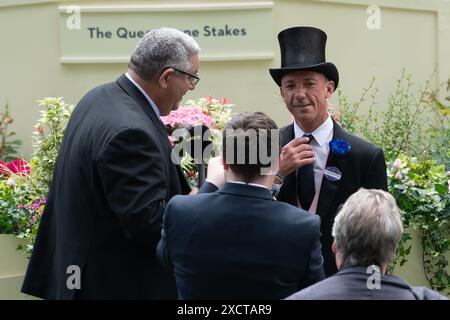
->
xmin=205 ymin=96 xmax=214 ymax=102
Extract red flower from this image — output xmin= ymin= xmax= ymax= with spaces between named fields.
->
xmin=0 ymin=159 xmax=31 ymax=177
xmin=220 ymin=97 xmax=230 ymax=104
xmin=35 ymin=127 xmax=44 ymax=135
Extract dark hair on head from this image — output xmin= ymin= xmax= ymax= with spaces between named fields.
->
xmin=222 ymin=112 xmax=280 ymax=183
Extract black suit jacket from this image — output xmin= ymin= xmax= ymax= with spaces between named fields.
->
xmin=21 ymin=74 xmax=190 ymax=299
xmin=157 ymin=182 xmax=325 ymax=299
xmin=277 ymin=120 xmax=388 ymax=276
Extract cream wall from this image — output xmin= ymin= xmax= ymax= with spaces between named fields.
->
xmin=0 ymin=0 xmax=448 ymax=158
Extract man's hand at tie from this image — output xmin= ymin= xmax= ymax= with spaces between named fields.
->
xmin=279 ymin=136 xmax=315 ymax=177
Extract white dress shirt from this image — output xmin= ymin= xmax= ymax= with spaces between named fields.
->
xmin=125 ymin=72 xmax=161 ymax=118
xmin=228 ymin=180 xmax=270 ymax=191
xmin=293 ymin=115 xmax=334 ymax=212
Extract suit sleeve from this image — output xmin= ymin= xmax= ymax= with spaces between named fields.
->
xmin=363 ymin=148 xmax=388 ymax=191
xmin=97 ymin=127 xmax=168 ymax=245
xmin=156 ymin=199 xmax=174 ymax=267
xmin=302 ymin=216 xmax=325 ymax=288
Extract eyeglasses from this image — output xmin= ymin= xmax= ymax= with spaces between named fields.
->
xmin=170 ymin=67 xmax=200 ymax=86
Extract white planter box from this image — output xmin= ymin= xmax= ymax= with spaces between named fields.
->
xmin=0 ymin=230 xmax=448 ymax=299
xmin=0 ymin=234 xmax=37 ymax=300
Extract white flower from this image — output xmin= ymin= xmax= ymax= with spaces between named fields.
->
xmin=7 ymin=178 xmax=16 ymax=188
xmin=393 ymin=159 xmax=403 ymax=169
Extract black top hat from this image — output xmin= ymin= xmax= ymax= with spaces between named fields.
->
xmin=269 ymin=26 xmax=339 ymax=90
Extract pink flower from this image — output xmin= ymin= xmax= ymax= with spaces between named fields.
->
xmin=220 ymin=97 xmax=230 ymax=104
xmin=393 ymin=159 xmax=403 ymax=169
xmin=447 ymin=171 xmax=450 ymax=176
xmin=6 ymin=159 xmax=31 ymax=176
xmin=168 ymin=135 xmax=176 ymax=146
xmin=205 ymin=96 xmax=214 ymax=102
xmin=448 ymin=180 xmax=450 ymax=193
xmin=0 ymin=160 xmax=8 ymax=177
xmin=161 ymin=106 xmax=213 ymax=128
xmin=0 ymin=159 xmax=31 ymax=177
xmin=395 ymin=172 xmax=402 ymax=180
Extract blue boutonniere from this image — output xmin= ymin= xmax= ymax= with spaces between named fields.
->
xmin=329 ymin=138 xmax=351 ymax=157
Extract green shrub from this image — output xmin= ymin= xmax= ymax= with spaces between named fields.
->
xmin=0 ymin=103 xmax=22 ymax=162
xmin=0 ymin=97 xmax=73 ymax=256
xmin=335 ymin=70 xmax=450 ymax=295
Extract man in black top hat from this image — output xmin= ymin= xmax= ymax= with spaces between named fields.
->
xmin=269 ymin=26 xmax=388 ymax=276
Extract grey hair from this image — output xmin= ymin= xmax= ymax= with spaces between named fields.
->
xmin=128 ymin=27 xmax=201 ymax=81
xmin=332 ymin=188 xmax=403 ymax=267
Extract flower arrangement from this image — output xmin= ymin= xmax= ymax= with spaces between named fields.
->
xmin=0 ymin=167 xmax=45 ymax=253
xmin=0 ymin=97 xmax=72 ymax=255
xmin=389 ymin=156 xmax=449 ymax=217
xmin=161 ymin=96 xmax=233 ymax=188
xmin=388 ymin=155 xmax=450 ymax=294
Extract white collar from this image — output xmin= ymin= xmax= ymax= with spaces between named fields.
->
xmin=125 ymin=72 xmax=161 ymax=118
xmin=293 ymin=115 xmax=334 ymax=147
xmin=227 ymin=181 xmax=270 ymax=190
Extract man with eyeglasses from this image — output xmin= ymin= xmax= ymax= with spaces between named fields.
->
xmin=22 ymin=27 xmax=200 ymax=300
xmin=171 ymin=67 xmax=200 ymax=86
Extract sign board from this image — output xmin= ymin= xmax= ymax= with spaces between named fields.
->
xmin=59 ymin=2 xmax=274 ymax=63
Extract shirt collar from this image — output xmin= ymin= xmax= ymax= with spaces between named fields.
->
xmin=125 ymin=72 xmax=161 ymax=118
xmin=227 ymin=180 xmax=270 ymax=190
xmin=293 ymin=114 xmax=334 ymax=147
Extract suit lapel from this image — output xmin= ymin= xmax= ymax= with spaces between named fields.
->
xmin=316 ymin=120 xmax=350 ymax=218
xmin=116 ymin=74 xmax=172 ymax=151
xmin=116 ymin=74 xmax=191 ymax=193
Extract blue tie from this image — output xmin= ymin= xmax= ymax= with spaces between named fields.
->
xmin=297 ymin=134 xmax=315 ymax=210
